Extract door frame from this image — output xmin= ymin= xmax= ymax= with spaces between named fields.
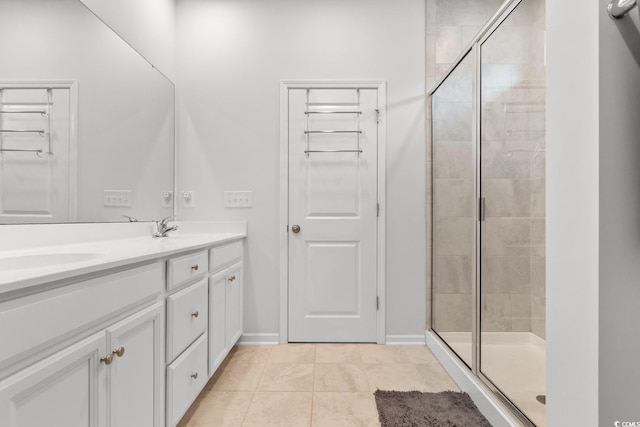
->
xmin=279 ymin=80 xmax=387 ymax=344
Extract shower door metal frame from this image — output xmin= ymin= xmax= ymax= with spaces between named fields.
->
xmin=428 ymin=0 xmax=539 ymax=425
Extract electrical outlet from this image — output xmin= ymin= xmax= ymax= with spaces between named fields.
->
xmin=161 ymin=191 xmax=173 ymax=208
xmin=103 ymin=190 xmax=132 ymax=207
xmin=182 ymin=190 xmax=195 ymax=208
xmin=224 ymin=191 xmax=253 ymax=208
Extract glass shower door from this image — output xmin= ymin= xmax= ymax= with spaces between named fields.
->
xmin=431 ymin=52 xmax=475 ymax=368
xmin=479 ymin=0 xmax=546 ymax=425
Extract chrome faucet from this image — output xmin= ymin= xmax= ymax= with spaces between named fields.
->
xmin=153 ymin=215 xmax=178 ymax=237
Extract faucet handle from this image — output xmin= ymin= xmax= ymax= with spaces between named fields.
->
xmin=159 ymin=215 xmax=176 ymax=227
xmin=122 ymin=215 xmax=139 ymax=222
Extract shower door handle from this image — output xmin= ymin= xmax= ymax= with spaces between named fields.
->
xmin=608 ymin=0 xmax=637 ymax=19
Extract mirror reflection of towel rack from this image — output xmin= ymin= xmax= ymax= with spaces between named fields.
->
xmin=0 ymin=110 xmax=47 ymax=116
xmin=0 ymin=90 xmax=53 ymax=156
xmin=0 ymin=129 xmax=47 ymax=136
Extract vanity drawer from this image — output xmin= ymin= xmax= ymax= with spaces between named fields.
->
xmin=167 ymin=332 xmax=208 ymax=427
xmin=0 ymin=263 xmax=162 ymax=369
xmin=166 ymin=279 xmax=208 ymax=361
xmin=209 ymin=240 xmax=243 ymax=271
xmin=167 ymin=250 xmax=208 ymax=290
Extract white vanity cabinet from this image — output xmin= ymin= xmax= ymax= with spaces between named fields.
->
xmin=0 ymin=264 xmax=165 ymax=427
xmin=164 ymin=249 xmax=209 ymax=427
xmin=0 ymin=331 xmax=105 ymax=427
xmin=0 ymin=225 xmax=247 ymax=427
xmin=208 ymin=241 xmax=244 ymax=377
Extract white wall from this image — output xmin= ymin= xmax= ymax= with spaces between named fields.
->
xmin=80 ymin=0 xmax=177 ymax=82
xmin=546 ymin=0 xmax=600 ymax=425
xmin=177 ymin=0 xmax=426 ymax=340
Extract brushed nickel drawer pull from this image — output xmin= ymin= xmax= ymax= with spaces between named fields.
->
xmin=191 ymin=372 xmax=198 ymax=380
xmin=100 ymin=354 xmax=113 ymax=365
xmin=112 ymin=347 xmax=125 ymax=358
xmin=191 ymin=311 xmax=199 ymax=318
xmin=191 ymin=264 xmax=199 ymax=271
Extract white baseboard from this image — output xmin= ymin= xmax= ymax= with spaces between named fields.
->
xmin=238 ymin=333 xmax=280 ymax=345
xmin=426 ymin=330 xmax=520 ymax=427
xmin=385 ymin=334 xmax=427 ymax=345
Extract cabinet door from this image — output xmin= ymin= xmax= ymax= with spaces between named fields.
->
xmin=106 ymin=302 xmax=165 ymax=427
xmin=226 ymin=262 xmax=243 ymax=349
xmin=0 ymin=332 xmax=105 ymax=427
xmin=208 ymin=270 xmax=227 ymax=377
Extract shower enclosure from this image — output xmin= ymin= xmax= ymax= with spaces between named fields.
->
xmin=429 ymin=0 xmax=545 ymax=425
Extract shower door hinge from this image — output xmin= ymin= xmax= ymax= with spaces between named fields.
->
xmin=376 ymin=296 xmax=379 ymax=310
xmin=479 ymin=198 xmax=486 ymax=222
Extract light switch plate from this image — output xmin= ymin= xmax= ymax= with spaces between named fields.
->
xmin=224 ymin=191 xmax=252 ymax=208
xmin=182 ymin=190 xmax=195 ymax=208
xmin=161 ymin=191 xmax=173 ymax=208
xmin=104 ymin=190 xmax=132 ymax=207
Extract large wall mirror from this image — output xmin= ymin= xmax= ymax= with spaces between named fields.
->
xmin=0 ymin=0 xmax=175 ymax=224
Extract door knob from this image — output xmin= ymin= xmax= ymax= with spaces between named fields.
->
xmin=291 ymin=224 xmax=301 ymax=233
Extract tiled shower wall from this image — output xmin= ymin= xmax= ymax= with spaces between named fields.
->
xmin=427 ymin=0 xmax=546 ymax=339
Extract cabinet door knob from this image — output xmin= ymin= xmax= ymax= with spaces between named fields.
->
xmin=191 ymin=311 xmax=199 ymax=318
xmin=191 ymin=264 xmax=199 ymax=271
xmin=100 ymin=354 xmax=113 ymax=365
xmin=291 ymin=224 xmax=301 ymax=233
xmin=191 ymin=372 xmax=198 ymax=380
xmin=112 ymin=347 xmax=125 ymax=358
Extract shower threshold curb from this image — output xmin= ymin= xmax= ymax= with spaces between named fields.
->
xmin=426 ymin=330 xmax=522 ymax=427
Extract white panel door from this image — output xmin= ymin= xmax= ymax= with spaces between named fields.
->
xmin=0 ymin=332 xmax=105 ymax=427
xmin=288 ymin=87 xmax=378 ymax=342
xmin=106 ymin=302 xmax=164 ymax=427
xmin=0 ymin=85 xmax=76 ymax=223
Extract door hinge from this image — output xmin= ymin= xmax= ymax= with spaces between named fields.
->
xmin=479 ymin=198 xmax=486 ymax=222
xmin=376 ymin=296 xmax=379 ymax=310
xmin=377 ymin=203 xmax=380 ymax=217
xmin=286 ymin=224 xmax=289 ymax=232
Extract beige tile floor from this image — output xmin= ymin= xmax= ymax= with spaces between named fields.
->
xmin=178 ymin=343 xmax=460 ymax=427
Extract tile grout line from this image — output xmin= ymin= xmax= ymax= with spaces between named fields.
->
xmin=240 ymin=347 xmax=270 ymax=426
xmin=310 ymin=344 xmax=317 ymax=426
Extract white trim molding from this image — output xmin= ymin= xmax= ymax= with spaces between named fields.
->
xmin=238 ymin=333 xmax=280 ymax=346
xmin=279 ymin=79 xmax=387 ymax=344
xmin=385 ymin=334 xmax=427 ymax=345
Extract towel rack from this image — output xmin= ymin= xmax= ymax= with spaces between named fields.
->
xmin=0 ymin=129 xmax=47 ymax=136
xmin=304 ymin=89 xmax=363 ymax=155
xmin=305 ymin=111 xmax=362 ymax=115
xmin=0 ymin=88 xmax=54 ymax=156
xmin=304 ymin=130 xmax=362 ymax=134
xmin=0 ymin=148 xmax=46 ymax=154
xmin=304 ymin=149 xmax=363 ymax=154
xmin=0 ymin=110 xmax=47 ymax=116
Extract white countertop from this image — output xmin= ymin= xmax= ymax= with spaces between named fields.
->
xmin=0 ymin=221 xmax=246 ymax=295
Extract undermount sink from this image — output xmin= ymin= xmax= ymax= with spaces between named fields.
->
xmin=0 ymin=253 xmax=103 ymax=270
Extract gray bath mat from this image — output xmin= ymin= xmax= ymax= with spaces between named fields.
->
xmin=374 ymin=390 xmax=492 ymax=427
